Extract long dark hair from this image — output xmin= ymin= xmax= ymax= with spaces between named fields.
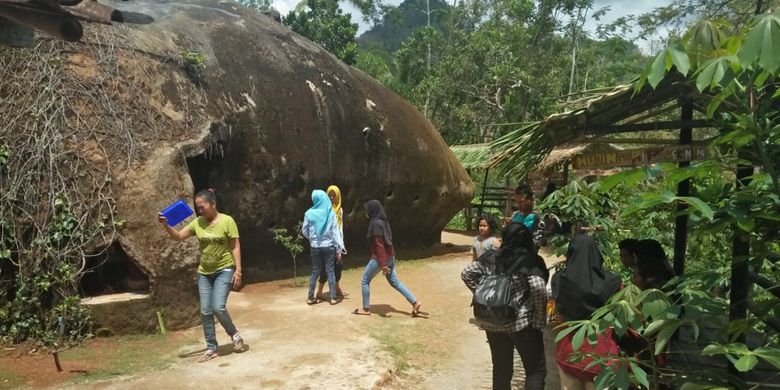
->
xmin=496 ymin=222 xmax=547 ymax=280
xmin=636 ymin=239 xmax=675 ymax=288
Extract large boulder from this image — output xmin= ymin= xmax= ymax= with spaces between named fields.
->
xmin=7 ymin=0 xmax=473 ymax=333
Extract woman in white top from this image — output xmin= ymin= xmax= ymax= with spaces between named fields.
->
xmin=472 ymin=214 xmax=500 ymax=261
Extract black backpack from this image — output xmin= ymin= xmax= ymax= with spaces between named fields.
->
xmin=472 ymin=250 xmax=525 ymax=327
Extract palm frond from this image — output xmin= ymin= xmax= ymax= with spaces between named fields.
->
xmin=487 ymin=121 xmax=553 ymax=179
xmin=449 ymin=143 xmax=492 ymax=170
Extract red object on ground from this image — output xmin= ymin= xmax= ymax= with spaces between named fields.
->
xmin=555 ymin=328 xmax=621 ymax=382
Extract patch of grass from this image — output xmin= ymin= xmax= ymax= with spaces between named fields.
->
xmin=0 ymin=366 xmax=26 ymax=388
xmin=63 ymin=334 xmax=188 ymax=384
xmin=393 ymin=258 xmax=428 ymax=269
xmin=180 ymin=50 xmax=206 ymax=67
xmin=368 ymin=324 xmax=421 ymax=373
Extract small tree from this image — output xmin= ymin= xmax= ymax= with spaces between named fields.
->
xmin=272 ymin=222 xmax=304 ymax=287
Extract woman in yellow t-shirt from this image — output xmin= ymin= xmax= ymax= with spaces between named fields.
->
xmin=158 ymin=189 xmax=244 ymax=363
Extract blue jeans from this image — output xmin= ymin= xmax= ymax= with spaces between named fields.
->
xmin=308 ymin=246 xmax=336 ymax=300
xmin=198 ymin=268 xmax=237 ymax=352
xmin=360 ymin=258 xmax=416 ymax=309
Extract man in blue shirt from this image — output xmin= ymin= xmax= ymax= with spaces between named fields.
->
xmin=509 ymin=184 xmax=543 ymax=250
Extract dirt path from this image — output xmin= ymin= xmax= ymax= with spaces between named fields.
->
xmin=7 ymin=231 xmax=563 ymax=389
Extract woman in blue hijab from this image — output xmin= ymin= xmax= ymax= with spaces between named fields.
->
xmin=302 ymin=190 xmax=345 ymax=304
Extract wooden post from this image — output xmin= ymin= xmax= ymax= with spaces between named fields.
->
xmin=464 ymin=168 xmax=473 ymax=230
xmin=478 ymin=168 xmax=489 ymax=220
xmin=504 ymin=176 xmax=511 ymax=219
xmin=673 ymin=99 xmax=692 ymax=276
xmin=729 ymin=165 xmax=753 ymax=375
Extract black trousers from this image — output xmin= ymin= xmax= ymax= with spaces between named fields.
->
xmin=486 ymin=328 xmax=546 ymax=390
xmin=319 ymin=260 xmax=342 ymax=283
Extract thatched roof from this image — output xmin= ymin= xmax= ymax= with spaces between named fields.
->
xmin=0 ymin=0 xmax=124 ymax=46
xmin=451 ymin=142 xmax=616 ymax=171
xmin=487 ymin=77 xmax=716 ymax=177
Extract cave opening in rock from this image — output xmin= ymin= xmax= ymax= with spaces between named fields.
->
xmin=80 ymin=242 xmax=150 ymax=297
xmin=185 ymin=141 xmax=226 ymax=201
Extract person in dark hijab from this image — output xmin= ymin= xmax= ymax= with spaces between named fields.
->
xmin=461 ymin=222 xmax=549 ymax=390
xmin=553 ymin=234 xmax=622 ymax=388
xmin=352 ymin=200 xmax=422 ymax=316
xmin=553 ymin=234 xmax=622 ymax=321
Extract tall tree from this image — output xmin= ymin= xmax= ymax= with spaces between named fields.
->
xmin=283 ymin=0 xmax=359 ymax=65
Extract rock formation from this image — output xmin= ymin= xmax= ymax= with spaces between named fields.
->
xmin=1 ymin=0 xmax=473 ymax=333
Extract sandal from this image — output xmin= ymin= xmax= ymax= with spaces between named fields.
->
xmin=330 ymin=297 xmax=342 ymax=305
xmin=307 ymin=298 xmax=319 ymax=305
xmin=411 ymin=302 xmax=422 ymax=317
xmin=197 ymin=349 xmax=218 ymax=363
xmin=351 ymin=308 xmax=371 ymax=316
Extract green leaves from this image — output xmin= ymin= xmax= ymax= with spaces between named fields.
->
xmin=621 ymin=190 xmax=714 ymax=220
xmin=694 ymin=56 xmax=735 ymax=92
xmin=667 ymin=44 xmax=691 ymax=76
xmin=628 ymin=361 xmax=649 ymax=389
xmin=644 ymin=50 xmax=668 ymax=89
xmin=641 ymin=43 xmax=691 ymax=89
xmin=639 ymin=289 xmax=671 ymax=321
xmin=283 ymin=0 xmax=359 ymax=64
xmin=598 ymin=167 xmax=652 ymax=193
xmin=686 ymin=19 xmax=727 ymax=56
xmin=272 ymin=222 xmax=305 ymax=286
xmin=272 ymin=222 xmax=304 ymax=258
xmin=753 ymin=347 xmax=780 ymax=370
xmin=703 ymin=343 xmax=780 ymax=373
xmin=734 ymin=353 xmax=760 ymax=372
xmin=738 ymin=12 xmax=780 ymax=73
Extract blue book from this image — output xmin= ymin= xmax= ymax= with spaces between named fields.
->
xmin=161 ymin=200 xmax=194 ymax=227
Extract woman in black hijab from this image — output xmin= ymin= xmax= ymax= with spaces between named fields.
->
xmin=352 ymin=200 xmax=422 ymax=316
xmin=553 ymin=234 xmax=622 ymax=387
xmin=554 ymin=234 xmax=622 ymax=320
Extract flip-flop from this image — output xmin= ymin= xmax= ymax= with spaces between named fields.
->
xmin=197 ymin=350 xmax=218 ymax=363
xmin=411 ymin=303 xmax=422 ymax=317
xmin=307 ymin=298 xmax=318 ymax=305
xmin=352 ymin=308 xmax=371 ymax=316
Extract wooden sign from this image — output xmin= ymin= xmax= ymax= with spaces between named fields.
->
xmin=572 ymin=145 xmax=712 ymax=169
xmin=528 ymin=170 xmax=566 ymax=182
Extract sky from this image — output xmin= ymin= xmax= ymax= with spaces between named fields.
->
xmin=268 ymin=0 xmax=673 ymax=52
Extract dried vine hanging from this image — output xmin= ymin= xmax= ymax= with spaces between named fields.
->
xmin=0 ymin=23 xmax=206 ymax=345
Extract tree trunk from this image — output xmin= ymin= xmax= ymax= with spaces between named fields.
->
xmin=424 ymin=0 xmax=432 ymax=117
xmin=567 ymin=6 xmax=588 ymax=100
